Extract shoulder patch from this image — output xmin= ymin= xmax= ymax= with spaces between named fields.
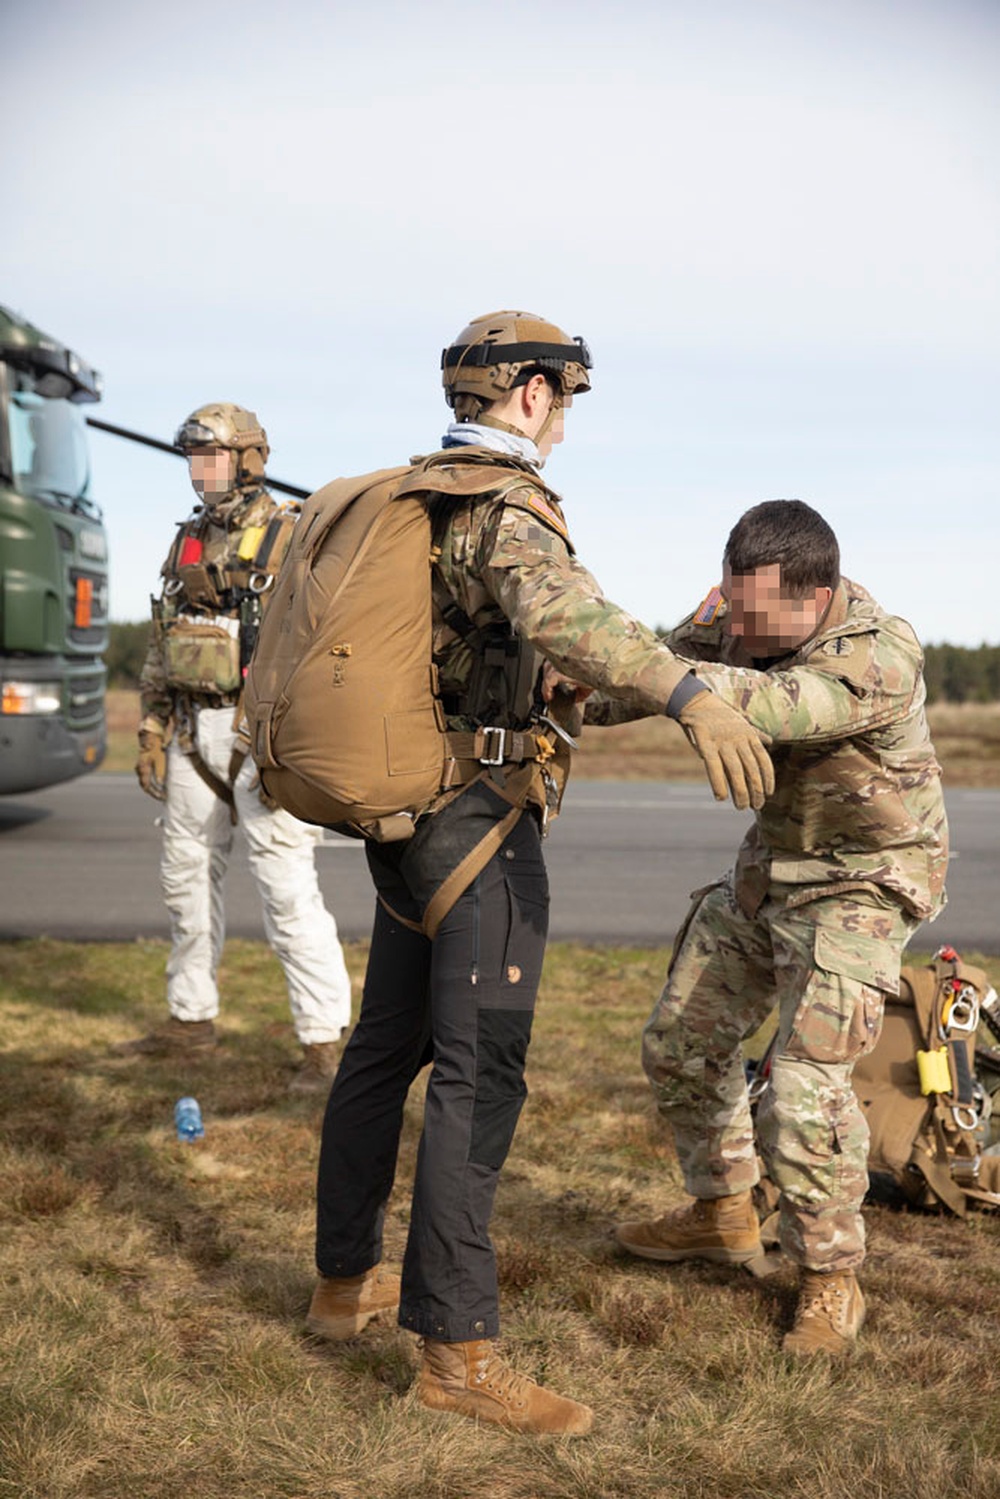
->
xmin=506 ymin=487 xmax=570 ymax=542
xmin=693 ymin=586 xmax=725 ymax=626
xmin=822 ymin=636 xmax=854 ymax=657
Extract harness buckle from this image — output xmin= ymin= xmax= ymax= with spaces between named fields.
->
xmin=478 ymin=727 xmax=506 ymax=766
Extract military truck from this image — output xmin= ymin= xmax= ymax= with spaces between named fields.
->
xmin=0 ymin=305 xmax=108 ymax=793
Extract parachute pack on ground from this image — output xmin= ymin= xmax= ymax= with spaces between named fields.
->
xmin=750 ymin=946 xmax=1000 ymax=1219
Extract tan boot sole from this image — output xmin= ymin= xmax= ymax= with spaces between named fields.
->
xmin=616 ymin=1234 xmax=761 ymax=1265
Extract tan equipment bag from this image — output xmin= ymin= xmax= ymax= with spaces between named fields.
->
xmin=243 ymin=450 xmax=565 ymax=843
xmin=852 ymin=947 xmax=1000 ymax=1214
xmin=750 ymin=947 xmax=1000 ymax=1227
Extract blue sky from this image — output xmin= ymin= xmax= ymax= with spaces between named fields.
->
xmin=4 ymin=0 xmax=998 ymax=643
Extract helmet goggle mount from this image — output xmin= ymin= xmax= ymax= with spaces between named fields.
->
xmin=441 ymin=335 xmax=593 ymax=393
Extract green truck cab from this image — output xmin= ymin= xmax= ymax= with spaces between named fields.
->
xmin=0 ymin=305 xmax=108 ymax=793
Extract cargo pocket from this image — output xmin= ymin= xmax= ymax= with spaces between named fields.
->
xmin=785 ymin=925 xmax=901 ymax=1066
xmin=500 ymin=852 xmax=549 ymax=996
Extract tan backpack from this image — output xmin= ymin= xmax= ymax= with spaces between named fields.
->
xmin=243 ymin=449 xmax=567 ymax=843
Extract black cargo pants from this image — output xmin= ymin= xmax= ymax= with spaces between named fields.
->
xmin=315 ymin=809 xmax=548 ymax=1341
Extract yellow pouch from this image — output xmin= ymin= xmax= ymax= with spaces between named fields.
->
xmin=917 ymin=1046 xmax=952 ymax=1096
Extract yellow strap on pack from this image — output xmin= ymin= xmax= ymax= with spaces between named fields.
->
xmin=237 ymin=525 xmax=266 ymax=561
xmin=917 ymin=1046 xmax=952 ymax=1096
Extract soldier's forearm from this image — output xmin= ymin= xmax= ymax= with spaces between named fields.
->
xmin=690 ymin=661 xmax=906 ymax=743
xmin=493 ymin=568 xmax=692 ymax=717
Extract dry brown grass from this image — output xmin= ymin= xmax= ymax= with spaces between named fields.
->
xmin=101 ymin=691 xmax=1000 ymax=786
xmin=2 ymin=939 xmax=1000 ymax=1498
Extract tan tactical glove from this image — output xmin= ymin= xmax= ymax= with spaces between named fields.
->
xmin=677 ymin=690 xmax=774 ymax=811
xmin=135 ymin=728 xmax=167 ymax=801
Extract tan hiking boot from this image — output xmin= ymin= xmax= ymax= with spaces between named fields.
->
xmin=114 ymin=1017 xmax=218 ymax=1056
xmin=616 ymin=1190 xmax=762 ymax=1265
xmin=418 ymin=1338 xmax=593 ymax=1437
xmin=288 ymin=1041 xmax=341 ymax=1096
xmin=783 ymin=1270 xmax=865 ymax=1357
xmin=306 ymin=1266 xmax=401 ymax=1341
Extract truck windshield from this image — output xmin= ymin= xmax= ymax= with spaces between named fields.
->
xmin=8 ymin=373 xmax=96 ymax=514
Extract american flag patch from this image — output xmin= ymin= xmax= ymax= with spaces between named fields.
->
xmin=694 ymin=586 xmax=724 ymax=626
xmin=523 ymin=491 xmax=569 ymax=540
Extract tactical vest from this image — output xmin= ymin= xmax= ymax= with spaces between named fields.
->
xmin=244 ymin=449 xmax=576 ymax=934
xmin=154 ymin=494 xmax=297 ymax=698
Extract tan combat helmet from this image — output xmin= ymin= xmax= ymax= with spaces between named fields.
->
xmin=441 ymin=311 xmax=592 ymax=425
xmin=174 ymin=402 xmax=270 ymax=489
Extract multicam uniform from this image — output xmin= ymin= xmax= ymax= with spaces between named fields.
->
xmin=589 ymin=579 xmax=948 ymax=1272
xmin=316 ymin=440 xmax=702 ymax=1341
xmin=139 ymin=489 xmax=352 ymax=1044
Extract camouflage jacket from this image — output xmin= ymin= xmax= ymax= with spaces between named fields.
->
xmin=429 ymin=452 xmax=691 ymax=727
xmin=139 ymin=488 xmax=296 ymax=732
xmin=593 ymin=578 xmax=947 ymax=920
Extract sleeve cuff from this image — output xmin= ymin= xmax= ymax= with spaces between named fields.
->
xmin=664 ymin=673 xmax=710 ymax=720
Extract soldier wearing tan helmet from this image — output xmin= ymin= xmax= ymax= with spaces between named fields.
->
xmin=125 ymin=402 xmax=353 ymax=1093
xmin=304 ymin=312 xmax=773 ymax=1435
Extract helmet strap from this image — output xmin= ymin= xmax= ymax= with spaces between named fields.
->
xmin=533 ymin=391 xmax=563 ymax=447
xmin=477 ymin=412 xmax=532 ymax=440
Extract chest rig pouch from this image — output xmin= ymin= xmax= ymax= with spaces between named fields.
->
xmin=156 ymin=516 xmax=251 ymax=695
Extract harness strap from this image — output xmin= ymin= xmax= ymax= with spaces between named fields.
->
xmin=188 ymin=749 xmax=238 ymax=825
xmin=422 ymin=806 xmax=523 ymax=941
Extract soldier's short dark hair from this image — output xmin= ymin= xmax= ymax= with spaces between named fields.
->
xmin=723 ymin=500 xmax=840 ymax=595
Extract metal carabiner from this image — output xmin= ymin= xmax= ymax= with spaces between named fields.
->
xmin=164 ymin=578 xmax=184 ymax=597
xmin=248 ymin=572 xmax=273 ymax=595
xmin=939 ymin=983 xmax=980 ymax=1040
xmin=951 ymin=1103 xmax=981 ymax=1133
xmin=537 ymin=713 xmax=579 ymax=752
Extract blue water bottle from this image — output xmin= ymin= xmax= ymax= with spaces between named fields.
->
xmin=174 ymin=1096 xmax=205 ymax=1141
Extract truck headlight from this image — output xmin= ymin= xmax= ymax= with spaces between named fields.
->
xmin=1 ymin=682 xmax=63 ymax=715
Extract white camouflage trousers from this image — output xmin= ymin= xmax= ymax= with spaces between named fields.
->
xmin=160 ymin=706 xmax=352 ymax=1043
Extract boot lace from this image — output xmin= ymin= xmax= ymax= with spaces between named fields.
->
xmin=797 ymin=1278 xmax=849 ymax=1329
xmin=471 ymin=1348 xmax=536 ymax=1411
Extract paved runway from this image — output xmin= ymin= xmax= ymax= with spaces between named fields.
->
xmin=0 ymin=775 xmax=995 ymax=952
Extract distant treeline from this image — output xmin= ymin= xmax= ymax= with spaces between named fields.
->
xmin=923 ymin=644 xmax=1000 ymax=704
xmin=105 ymin=621 xmax=1000 ymax=702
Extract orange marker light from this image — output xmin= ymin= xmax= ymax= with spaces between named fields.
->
xmin=75 ymin=577 xmax=94 ymax=628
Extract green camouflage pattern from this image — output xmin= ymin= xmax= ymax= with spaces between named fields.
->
xmin=140 ymin=489 xmax=289 ymax=732
xmin=590 ymin=578 xmax=947 ymax=920
xmin=642 ymin=876 xmax=917 ymax=1272
xmin=432 ymin=461 xmax=690 ymax=721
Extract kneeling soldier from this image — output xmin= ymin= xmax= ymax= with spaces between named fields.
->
xmin=609 ymin=500 xmax=948 ymax=1355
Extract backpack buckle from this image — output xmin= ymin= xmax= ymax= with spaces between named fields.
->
xmin=478 ymin=727 xmax=507 ymax=766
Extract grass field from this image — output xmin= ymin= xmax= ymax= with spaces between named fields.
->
xmin=103 ymin=690 xmax=1000 ymax=786
xmin=3 ymin=939 xmax=1000 ymax=1499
